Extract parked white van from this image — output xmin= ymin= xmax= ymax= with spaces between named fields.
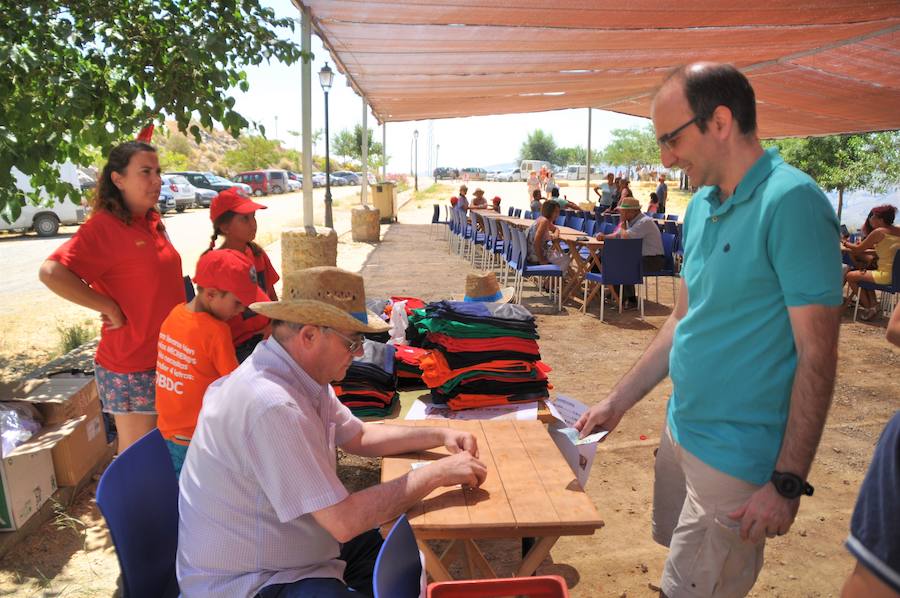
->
xmin=518 ymin=160 xmax=552 ymax=181
xmin=565 ymin=165 xmax=588 ymax=180
xmin=2 ymin=163 xmax=86 ymax=236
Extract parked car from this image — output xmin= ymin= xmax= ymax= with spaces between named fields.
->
xmin=161 ymin=175 xmax=197 ymax=212
xmin=332 ymin=171 xmax=360 ymax=185
xmin=287 ymin=171 xmax=302 ymax=182
xmin=329 ymin=173 xmax=349 ymax=186
xmin=168 ymin=171 xmax=230 ymax=194
xmin=311 ymin=173 xmax=326 ymax=187
xmin=433 ymin=167 xmax=458 ymax=180
xmin=287 ymin=179 xmax=301 ymax=192
xmin=195 ymin=187 xmax=217 ymax=208
xmin=262 ymin=169 xmax=290 ymax=194
xmin=359 ymin=172 xmax=378 ymax=185
xmin=158 ymin=188 xmax=176 ymax=214
xmin=207 ymin=173 xmax=252 ymax=196
xmin=461 ymin=167 xmax=487 ymax=181
xmin=2 ymin=164 xmax=86 ymax=236
xmin=498 ymin=169 xmax=521 ymax=182
xmin=233 ymin=171 xmax=269 ymax=196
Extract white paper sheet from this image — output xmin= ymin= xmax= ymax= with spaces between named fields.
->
xmin=545 ymin=395 xmax=607 ymax=487
xmin=405 ymin=399 xmax=538 ymax=421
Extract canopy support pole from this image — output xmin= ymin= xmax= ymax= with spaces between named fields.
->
xmin=585 ymin=108 xmax=592 ymax=205
xmin=300 ymin=7 xmax=313 ymax=227
xmin=361 ymin=99 xmax=368 ymax=205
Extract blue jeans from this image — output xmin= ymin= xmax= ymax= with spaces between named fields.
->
xmin=256 ymin=530 xmax=383 ymax=598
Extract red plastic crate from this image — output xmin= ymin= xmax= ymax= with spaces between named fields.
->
xmin=427 ymin=575 xmax=570 ymax=597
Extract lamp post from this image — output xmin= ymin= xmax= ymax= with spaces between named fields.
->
xmin=435 ymin=144 xmax=440 ymax=172
xmin=318 ymin=63 xmax=334 ymax=228
xmin=413 ymin=129 xmax=419 ymax=191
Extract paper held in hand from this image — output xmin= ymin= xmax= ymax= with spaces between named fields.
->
xmin=546 ymin=395 xmax=608 ymax=488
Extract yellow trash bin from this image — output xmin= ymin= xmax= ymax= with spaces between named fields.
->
xmin=369 ymin=182 xmax=396 ymax=223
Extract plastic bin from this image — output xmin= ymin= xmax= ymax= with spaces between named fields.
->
xmin=427 ymin=575 xmax=569 ymax=597
xmin=370 ymin=181 xmax=397 ymax=223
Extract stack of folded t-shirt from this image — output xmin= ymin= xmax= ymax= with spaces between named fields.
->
xmin=393 ymin=344 xmax=430 ymax=390
xmin=333 ymin=340 xmax=399 ymax=417
xmin=408 ymin=301 xmax=550 ymax=410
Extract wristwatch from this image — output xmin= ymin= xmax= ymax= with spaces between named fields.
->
xmin=770 ymin=471 xmax=814 ymax=499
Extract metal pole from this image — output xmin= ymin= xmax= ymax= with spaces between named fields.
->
xmin=324 ymin=89 xmax=333 ymax=229
xmin=436 ymin=144 xmax=440 ymax=171
xmin=414 ymin=135 xmax=418 ymax=191
xmin=300 ymin=10 xmax=313 ymax=227
xmin=382 ymin=124 xmax=386 ymax=181
xmin=361 ymin=99 xmax=368 ymax=205
xmin=585 ymin=107 xmax=592 ymax=205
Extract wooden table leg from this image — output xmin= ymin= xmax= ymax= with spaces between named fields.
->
xmin=463 ymin=539 xmax=497 ymax=578
xmin=515 ymin=536 xmax=560 ymax=577
xmin=419 ymin=539 xmax=453 ymax=582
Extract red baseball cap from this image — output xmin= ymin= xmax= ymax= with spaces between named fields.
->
xmin=193 ymin=249 xmax=270 ymax=307
xmin=210 ymin=187 xmax=267 ymax=222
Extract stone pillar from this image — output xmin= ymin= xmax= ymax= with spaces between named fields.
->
xmin=281 ymin=227 xmax=338 ymax=273
xmin=351 ymin=206 xmax=381 ymax=242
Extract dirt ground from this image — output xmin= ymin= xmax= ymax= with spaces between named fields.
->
xmin=1 ymin=193 xmax=898 ymax=597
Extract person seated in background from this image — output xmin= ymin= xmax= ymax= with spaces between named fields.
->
xmin=647 ymin=192 xmax=660 ymax=214
xmin=843 ymin=204 xmax=900 ymax=320
xmin=845 ymin=211 xmax=878 ymax=271
xmin=456 ymin=185 xmax=469 ymax=212
xmin=526 ymin=200 xmax=565 ymax=267
xmin=491 ymin=195 xmax=502 ymax=213
xmin=548 ymin=187 xmax=579 ymax=211
xmin=595 ymin=196 xmax=665 ymax=310
xmin=470 ymin=188 xmax=488 ymax=209
xmin=530 ymin=188 xmax=543 ymax=214
xmin=449 ymin=196 xmax=459 ymax=208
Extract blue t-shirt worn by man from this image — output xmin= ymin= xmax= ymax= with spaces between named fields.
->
xmin=668 ymin=148 xmax=842 ymax=485
xmin=845 ymin=411 xmax=900 ymax=594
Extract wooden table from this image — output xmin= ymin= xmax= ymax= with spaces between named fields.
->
xmin=381 ymin=419 xmax=603 ymax=581
xmin=554 ymin=233 xmax=604 ymax=303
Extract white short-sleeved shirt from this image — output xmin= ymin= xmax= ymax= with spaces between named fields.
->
xmin=177 ymin=337 xmax=364 ymax=597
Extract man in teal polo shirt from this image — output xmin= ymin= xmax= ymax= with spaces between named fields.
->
xmin=576 ymin=63 xmax=842 ymax=597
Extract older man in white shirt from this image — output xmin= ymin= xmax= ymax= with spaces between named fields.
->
xmin=178 ymin=267 xmax=486 ymax=598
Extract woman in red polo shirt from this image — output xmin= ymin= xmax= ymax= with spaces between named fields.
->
xmin=39 ymin=141 xmax=184 ymax=452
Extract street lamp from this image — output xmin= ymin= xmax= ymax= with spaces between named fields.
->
xmin=413 ymin=129 xmax=419 ymax=192
xmin=318 ymin=62 xmax=334 ymax=228
xmin=435 ymin=144 xmax=440 ymax=172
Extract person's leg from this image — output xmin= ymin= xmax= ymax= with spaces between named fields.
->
xmin=256 ymin=578 xmax=357 ymax=598
xmin=652 ymin=425 xmax=687 ymax=548
xmin=339 ymin=529 xmax=384 ymax=597
xmin=114 ymin=413 xmax=158 ymax=452
xmin=660 ymin=443 xmax=765 ymax=598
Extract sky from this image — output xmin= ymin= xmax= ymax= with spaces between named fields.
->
xmin=231 ymin=0 xmax=651 ymax=175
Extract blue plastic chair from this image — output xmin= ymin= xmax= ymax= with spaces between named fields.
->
xmin=643 ymin=233 xmax=678 ymax=304
xmin=96 ymin=429 xmax=180 ymax=598
xmin=183 ymin=275 xmax=195 ymax=302
xmin=508 ymin=206 xmax=515 ymax=216
xmin=666 ymin=214 xmax=679 ymax=221
xmin=554 ymin=215 xmax=566 ymax=226
xmin=523 ymin=210 xmax=532 ymax=219
xmin=512 ymin=227 xmax=564 ymax=311
xmin=582 ymin=238 xmax=644 ymax=320
xmin=854 ymin=249 xmax=900 ymax=322
xmin=513 ymin=208 xmax=523 ymax=218
xmin=600 ymin=222 xmax=615 ymax=235
xmin=431 ymin=204 xmax=449 ymax=239
xmin=663 ymin=220 xmax=678 ymax=236
xmin=652 ymin=213 xmax=664 ymax=220
xmin=373 ymin=515 xmax=421 ymax=598
xmin=584 ymin=220 xmax=598 ymax=237
xmin=499 ymin=219 xmax=518 ymax=288
xmin=568 ymin=216 xmax=585 ymax=232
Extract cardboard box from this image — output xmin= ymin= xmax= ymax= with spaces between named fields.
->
xmin=42 ymin=413 xmax=108 ymax=487
xmin=15 ymin=376 xmax=100 ymax=424
xmin=0 ymin=429 xmax=58 ymax=531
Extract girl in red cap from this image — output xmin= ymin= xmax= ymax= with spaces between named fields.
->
xmin=207 ymin=188 xmax=280 ymax=361
xmin=39 ymin=141 xmax=184 ymax=452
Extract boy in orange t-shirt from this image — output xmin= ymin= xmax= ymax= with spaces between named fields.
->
xmin=156 ymin=249 xmax=270 ymax=474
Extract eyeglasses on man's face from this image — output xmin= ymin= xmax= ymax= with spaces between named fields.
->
xmin=324 ymin=327 xmax=365 ymax=354
xmin=657 ymin=115 xmax=702 ymax=151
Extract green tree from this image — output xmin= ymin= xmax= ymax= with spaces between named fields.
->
xmin=766 ymin=132 xmax=900 ymax=222
xmin=158 ymin=148 xmax=190 ymax=172
xmin=223 ymin=136 xmax=282 ymax=172
xmin=519 ymin=129 xmax=557 ymax=163
xmin=555 ymin=145 xmax=603 ymax=167
xmin=331 ymin=124 xmax=384 ymax=165
xmin=601 ymin=125 xmax=659 ymax=168
xmin=1 ymin=1 xmax=308 ymax=222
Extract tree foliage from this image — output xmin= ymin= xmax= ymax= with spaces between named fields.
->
xmin=1 ymin=0 xmax=308 ymax=221
xmin=766 ymin=132 xmax=900 ymax=221
xmin=518 ymin=129 xmax=557 ymax=163
xmin=601 ymin=125 xmax=660 ymax=168
xmin=331 ymin=125 xmax=384 ymax=166
xmin=222 ymin=136 xmax=282 ymax=172
xmin=554 ymin=145 xmax=603 ymax=168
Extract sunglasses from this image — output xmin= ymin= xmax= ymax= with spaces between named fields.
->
xmin=324 ymin=327 xmax=365 ymax=354
xmin=657 ymin=116 xmax=702 ymax=151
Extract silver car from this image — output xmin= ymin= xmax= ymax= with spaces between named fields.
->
xmin=161 ymin=175 xmax=197 ymax=212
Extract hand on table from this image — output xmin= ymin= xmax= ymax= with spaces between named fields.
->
xmin=574 ymin=398 xmax=624 ymax=440
xmin=435 ymin=450 xmax=487 ymax=488
xmin=728 ymin=482 xmax=800 ymax=543
xmin=443 ymin=430 xmax=479 ymax=458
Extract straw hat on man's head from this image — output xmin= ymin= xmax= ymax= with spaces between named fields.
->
xmin=251 ymin=266 xmax=389 ymax=333
xmin=615 ymin=196 xmax=642 ymax=212
xmin=454 ymin=272 xmax=515 ymax=304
